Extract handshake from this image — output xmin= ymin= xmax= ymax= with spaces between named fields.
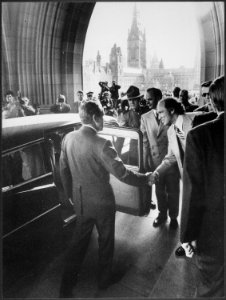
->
xmin=145 ymin=171 xmax=159 ymax=186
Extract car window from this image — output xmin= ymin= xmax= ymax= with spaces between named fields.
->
xmin=99 ymin=131 xmax=139 ymax=167
xmin=2 ymin=142 xmax=50 ymax=190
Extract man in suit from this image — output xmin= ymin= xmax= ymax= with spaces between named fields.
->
xmin=195 ymin=80 xmax=213 ymax=112
xmin=140 ymin=88 xmax=180 ymax=228
xmin=172 ymin=86 xmax=181 ymax=101
xmin=59 ymin=100 xmax=152 ymax=297
xmin=71 ymin=90 xmax=84 ymax=113
xmin=192 ymin=80 xmax=218 ymax=127
xmin=50 ymin=94 xmax=71 ymax=113
xmin=179 ymin=89 xmax=198 ymax=112
xmin=149 ymin=98 xmax=199 ymax=256
xmin=151 ymin=97 xmax=198 ymax=179
xmin=180 ymin=75 xmax=224 ymax=297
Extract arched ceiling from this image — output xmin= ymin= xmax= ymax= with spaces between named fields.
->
xmin=1 ymin=2 xmax=224 ymax=107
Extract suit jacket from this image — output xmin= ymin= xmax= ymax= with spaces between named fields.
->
xmin=192 ymin=111 xmax=217 ymax=128
xmin=180 ymin=113 xmax=224 ymax=261
xmin=60 ymin=125 xmax=148 ymax=216
xmin=122 ymin=109 xmax=140 ymax=128
xmin=140 ymin=110 xmax=169 ymax=170
xmin=156 ymin=113 xmax=197 ymax=178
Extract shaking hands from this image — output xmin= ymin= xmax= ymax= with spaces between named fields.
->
xmin=145 ymin=171 xmax=159 ymax=186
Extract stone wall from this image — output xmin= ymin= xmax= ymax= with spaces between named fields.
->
xmin=2 ymin=2 xmax=95 ymax=107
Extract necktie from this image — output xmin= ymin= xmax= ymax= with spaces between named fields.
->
xmin=156 ymin=113 xmax=160 ymax=125
xmin=174 ymin=125 xmax=185 ymax=165
xmin=174 ymin=125 xmax=185 ymax=141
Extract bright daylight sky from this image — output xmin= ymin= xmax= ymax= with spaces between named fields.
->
xmin=83 ymin=2 xmax=213 ymax=69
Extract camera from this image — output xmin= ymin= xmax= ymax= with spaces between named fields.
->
xmin=19 ymin=98 xmax=26 ymax=105
xmin=139 ymin=98 xmax=147 ymax=107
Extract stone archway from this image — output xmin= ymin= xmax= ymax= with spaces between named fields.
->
xmin=1 ymin=2 xmax=224 ymax=108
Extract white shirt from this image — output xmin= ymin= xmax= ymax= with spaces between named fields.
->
xmin=174 ymin=115 xmax=184 ymax=133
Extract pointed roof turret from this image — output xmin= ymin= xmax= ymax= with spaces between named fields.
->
xmin=159 ymin=58 xmax=164 ymax=69
xmin=96 ymin=51 xmax=101 ymax=67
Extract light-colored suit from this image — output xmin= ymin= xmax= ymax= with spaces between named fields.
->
xmin=141 ymin=110 xmax=180 ymax=219
xmin=140 ymin=110 xmax=169 ymax=170
xmin=60 ymin=125 xmax=148 ymax=216
xmin=59 ymin=125 xmax=148 ymax=283
xmin=156 ymin=113 xmax=197 ymax=178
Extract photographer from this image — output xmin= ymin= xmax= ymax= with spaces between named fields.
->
xmin=19 ymin=96 xmax=37 ymax=116
xmin=99 ymin=81 xmax=110 ymax=100
xmin=2 ymin=90 xmax=24 ymax=119
xmin=50 ymin=94 xmax=71 ymax=113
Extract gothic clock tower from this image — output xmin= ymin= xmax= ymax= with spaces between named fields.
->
xmin=127 ymin=3 xmax=146 ymax=69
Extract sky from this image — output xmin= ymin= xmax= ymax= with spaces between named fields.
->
xmin=83 ymin=2 xmax=213 ymax=69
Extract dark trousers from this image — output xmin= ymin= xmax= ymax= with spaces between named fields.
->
xmin=195 ymin=254 xmax=224 ymax=297
xmin=61 ymin=211 xmax=115 ymax=285
xmin=155 ymin=169 xmax=180 ymax=219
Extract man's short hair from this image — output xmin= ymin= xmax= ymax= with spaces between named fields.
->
xmin=5 ymin=90 xmax=15 ymax=97
xmin=209 ymin=75 xmax=224 ymax=111
xmin=146 ymin=87 xmax=162 ymax=108
xmin=180 ymin=89 xmax=189 ymax=101
xmin=159 ymin=97 xmax=185 ymax=115
xmin=58 ymin=94 xmax=66 ymax=103
xmin=201 ymin=80 xmax=212 ymax=88
xmin=79 ymin=100 xmax=103 ymax=124
xmin=173 ymin=87 xmax=181 ymax=98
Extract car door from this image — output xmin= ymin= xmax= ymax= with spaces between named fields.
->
xmin=2 ymin=139 xmax=62 ymax=263
xmin=99 ymin=126 xmax=151 ymax=216
xmin=45 ymin=124 xmax=81 ymax=226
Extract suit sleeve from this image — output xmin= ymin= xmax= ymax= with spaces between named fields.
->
xmin=59 ymin=138 xmax=72 ymax=199
xmin=180 ymin=130 xmax=205 ymax=243
xmin=101 ymin=139 xmax=148 ymax=186
xmin=155 ymin=131 xmax=177 ymax=175
xmin=140 ymin=115 xmax=150 ymax=171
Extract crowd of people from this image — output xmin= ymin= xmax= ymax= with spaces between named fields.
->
xmin=2 ymin=76 xmax=224 ymax=298
xmin=58 ymin=77 xmax=224 ymax=298
xmin=2 ymin=90 xmax=40 ymax=119
xmin=2 ymin=81 xmax=209 ymax=122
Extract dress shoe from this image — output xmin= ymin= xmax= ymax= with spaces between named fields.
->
xmin=153 ymin=216 xmax=167 ymax=227
xmin=175 ymin=245 xmax=185 ymax=257
xmin=98 ymin=271 xmax=123 ymax=290
xmin=169 ymin=218 xmax=178 ymax=229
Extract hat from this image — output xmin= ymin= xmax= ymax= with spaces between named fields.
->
xmin=124 ymin=85 xmax=143 ymax=100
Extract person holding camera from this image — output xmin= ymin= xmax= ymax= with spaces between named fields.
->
xmin=18 ymin=96 xmax=37 ymax=116
xmin=2 ymin=90 xmax=24 ymax=119
xmin=50 ymin=94 xmax=71 ymax=113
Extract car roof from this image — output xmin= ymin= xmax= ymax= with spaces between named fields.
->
xmin=2 ymin=113 xmax=119 ymax=152
xmin=2 ymin=114 xmax=81 ymax=152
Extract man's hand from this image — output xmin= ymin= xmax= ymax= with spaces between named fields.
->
xmin=182 ymin=241 xmax=197 ymax=258
xmin=146 ymin=170 xmax=159 ymax=186
xmin=145 ymin=172 xmax=154 ymax=186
